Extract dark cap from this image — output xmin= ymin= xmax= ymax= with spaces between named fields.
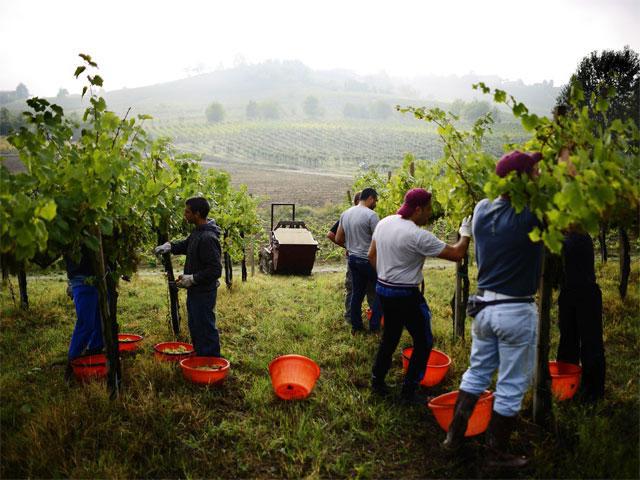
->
xmin=495 ymin=150 xmax=542 ymax=178
xmin=397 ymin=188 xmax=432 ymax=217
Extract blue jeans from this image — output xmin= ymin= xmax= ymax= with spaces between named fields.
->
xmin=344 ymin=260 xmax=377 ymax=324
xmin=348 ymin=256 xmax=382 ymax=331
xmin=186 ymin=288 xmax=221 ymax=357
xmin=68 ymin=280 xmax=104 ymax=360
xmin=459 ymin=302 xmax=537 ymax=417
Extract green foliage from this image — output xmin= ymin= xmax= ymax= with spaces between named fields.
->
xmin=475 ymin=81 xmax=639 ymax=253
xmin=557 ymin=46 xmax=639 ymax=127
xmin=205 ymin=101 xmax=225 ymax=123
xmin=1 ymin=54 xmax=261 ymax=278
xmin=302 ymin=96 xmax=321 ymax=118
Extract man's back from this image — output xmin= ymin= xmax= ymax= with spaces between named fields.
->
xmin=340 ymin=205 xmax=379 ymax=259
xmin=473 ymin=198 xmax=542 ymax=297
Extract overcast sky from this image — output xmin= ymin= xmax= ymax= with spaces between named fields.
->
xmin=1 ymin=0 xmax=638 ymax=97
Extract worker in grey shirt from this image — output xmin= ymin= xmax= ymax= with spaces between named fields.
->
xmin=335 ymin=188 xmax=382 ymax=333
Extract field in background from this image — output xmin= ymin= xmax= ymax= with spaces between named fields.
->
xmin=148 ymin=119 xmax=527 ymax=173
xmin=1 ymin=262 xmax=638 ymax=478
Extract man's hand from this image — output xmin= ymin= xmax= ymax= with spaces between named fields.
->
xmin=459 ymin=216 xmax=472 ymax=238
xmin=176 ymin=274 xmax=195 ymax=288
xmin=154 ymin=242 xmax=171 ymax=255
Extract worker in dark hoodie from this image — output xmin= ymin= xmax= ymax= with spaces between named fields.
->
xmin=155 ymin=197 xmax=223 ymax=357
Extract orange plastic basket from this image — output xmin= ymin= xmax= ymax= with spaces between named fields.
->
xmin=401 ymin=347 xmax=451 ymax=387
xmin=180 ymin=356 xmax=230 ymax=385
xmin=118 ymin=333 xmax=143 ymax=352
xmin=153 ymin=342 xmax=195 ymax=362
xmin=549 ymin=361 xmax=582 ymax=400
xmin=70 ymin=353 xmax=107 ymax=382
xmin=268 ymin=354 xmax=320 ymax=400
xmin=366 ymin=308 xmax=384 ymax=328
xmin=428 ymin=390 xmax=494 ymax=437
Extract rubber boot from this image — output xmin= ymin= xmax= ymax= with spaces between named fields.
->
xmin=485 ymin=411 xmax=529 ymax=469
xmin=442 ymin=389 xmax=479 ymax=450
xmin=371 ymin=375 xmax=391 ymax=398
xmin=399 ymin=382 xmax=429 ymax=406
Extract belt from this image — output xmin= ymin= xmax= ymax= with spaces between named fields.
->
xmin=478 ymin=289 xmax=534 ymax=301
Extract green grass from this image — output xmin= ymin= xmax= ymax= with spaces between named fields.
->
xmin=1 ymin=261 xmax=638 ymax=478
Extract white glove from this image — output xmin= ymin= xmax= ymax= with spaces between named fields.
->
xmin=176 ymin=274 xmax=195 ymax=288
xmin=459 ymin=216 xmax=472 ymax=238
xmin=154 ymin=242 xmax=171 ymax=255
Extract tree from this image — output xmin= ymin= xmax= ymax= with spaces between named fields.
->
xmin=343 ymin=103 xmax=369 ymax=119
xmin=462 ymin=100 xmax=492 ymax=122
xmin=303 ymin=96 xmax=321 ymax=118
xmin=15 ymin=83 xmax=29 ymax=99
xmin=246 ymin=100 xmax=258 ymax=120
xmin=557 ymin=46 xmax=639 ymax=292
xmin=557 ymin=46 xmax=639 ymax=126
xmin=259 ymin=101 xmax=281 ymax=120
xmin=205 ymin=101 xmax=225 ymax=123
xmin=370 ymin=100 xmax=392 ymax=120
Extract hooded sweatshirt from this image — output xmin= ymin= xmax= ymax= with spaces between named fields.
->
xmin=171 ymin=219 xmax=222 ymax=292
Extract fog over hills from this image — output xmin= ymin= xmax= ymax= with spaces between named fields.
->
xmin=7 ymin=60 xmax=560 ymax=119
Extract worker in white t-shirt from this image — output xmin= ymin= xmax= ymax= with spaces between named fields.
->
xmin=368 ymin=188 xmax=471 ymax=404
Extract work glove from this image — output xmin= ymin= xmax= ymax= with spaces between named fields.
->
xmin=154 ymin=242 xmax=171 ymax=255
xmin=459 ymin=216 xmax=472 ymax=238
xmin=176 ymin=274 xmax=195 ymax=288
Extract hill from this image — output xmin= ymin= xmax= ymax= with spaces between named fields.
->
xmin=4 ymin=60 xmax=561 ymax=119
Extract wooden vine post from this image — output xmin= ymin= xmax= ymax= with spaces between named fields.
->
xmin=89 ymin=226 xmax=121 ymax=399
xmin=618 ymin=227 xmax=630 ymax=299
xmin=157 ymin=226 xmax=180 ymax=336
xmin=533 ymin=249 xmax=559 ymax=425
xmin=17 ymin=267 xmax=28 ymax=310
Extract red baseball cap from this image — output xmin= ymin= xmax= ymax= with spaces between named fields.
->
xmin=397 ymin=188 xmax=432 ymax=217
xmin=496 ymin=150 xmax=542 ymax=177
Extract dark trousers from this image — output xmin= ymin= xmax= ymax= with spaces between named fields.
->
xmin=557 ymin=284 xmax=605 ymax=400
xmin=348 ymin=256 xmax=382 ymax=331
xmin=372 ymin=288 xmax=433 ymax=392
xmin=186 ymin=288 xmax=221 ymax=357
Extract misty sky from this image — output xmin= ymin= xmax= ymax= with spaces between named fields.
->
xmin=1 ymin=0 xmax=638 ymax=97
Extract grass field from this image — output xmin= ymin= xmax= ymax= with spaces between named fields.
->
xmin=0 ymin=260 xmax=638 ymax=478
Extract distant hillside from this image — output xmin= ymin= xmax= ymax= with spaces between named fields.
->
xmin=6 ymin=60 xmax=560 ymax=120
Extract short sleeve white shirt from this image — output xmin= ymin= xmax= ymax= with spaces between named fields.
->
xmin=372 ymin=215 xmax=446 ymax=286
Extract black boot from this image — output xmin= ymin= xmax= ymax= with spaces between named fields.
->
xmin=442 ymin=390 xmax=479 ymax=450
xmin=371 ymin=375 xmax=391 ymax=398
xmin=485 ymin=411 xmax=529 ymax=469
xmin=399 ymin=382 xmax=430 ymax=406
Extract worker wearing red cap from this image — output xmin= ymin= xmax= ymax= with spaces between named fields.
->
xmin=443 ymin=150 xmax=543 ymax=469
xmin=368 ymin=188 xmax=471 ymax=405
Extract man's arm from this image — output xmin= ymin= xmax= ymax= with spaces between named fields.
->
xmin=437 ymin=237 xmax=470 ymax=262
xmin=335 ymin=224 xmax=346 ymax=247
xmin=368 ymin=239 xmax=377 ymax=269
xmin=327 ymin=220 xmax=340 ymax=245
xmin=192 ymin=235 xmax=222 ymax=285
xmin=170 ymin=237 xmax=189 ymax=255
xmin=436 ymin=215 xmax=471 ymax=262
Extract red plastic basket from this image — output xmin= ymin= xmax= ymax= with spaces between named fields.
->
xmin=428 ymin=390 xmax=494 ymax=436
xmin=549 ymin=361 xmax=582 ymax=400
xmin=70 ymin=353 xmax=107 ymax=382
xmin=153 ymin=342 xmax=194 ymax=362
xmin=268 ymin=354 xmax=320 ymax=400
xmin=401 ymin=347 xmax=451 ymax=387
xmin=180 ymin=356 xmax=230 ymax=385
xmin=118 ymin=333 xmax=143 ymax=352
xmin=366 ymin=308 xmax=384 ymax=328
